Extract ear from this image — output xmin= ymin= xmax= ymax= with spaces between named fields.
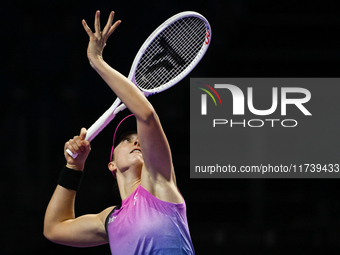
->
xmin=108 ymin=161 xmax=117 ymax=173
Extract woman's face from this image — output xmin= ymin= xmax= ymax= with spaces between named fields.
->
xmin=112 ymin=133 xmax=143 ymax=174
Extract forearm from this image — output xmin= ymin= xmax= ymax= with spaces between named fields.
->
xmin=91 ymin=57 xmax=155 ymax=121
xmin=47 ymin=129 xmax=89 ymax=233
xmin=44 ymin=165 xmax=84 ymax=233
xmin=44 ymin=185 xmax=77 ymax=236
xmin=44 ymin=185 xmax=109 ymax=247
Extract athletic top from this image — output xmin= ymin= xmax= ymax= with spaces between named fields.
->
xmin=105 ymin=184 xmax=195 ymax=254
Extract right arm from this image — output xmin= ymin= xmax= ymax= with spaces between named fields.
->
xmin=43 ymin=128 xmax=113 ymax=247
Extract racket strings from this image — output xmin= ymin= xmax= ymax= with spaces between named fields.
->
xmin=154 ymin=17 xmax=205 ymax=84
xmin=165 ymin=19 xmax=205 ymax=79
xmin=135 ymin=16 xmax=207 ymax=91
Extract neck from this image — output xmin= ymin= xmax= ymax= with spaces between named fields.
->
xmin=116 ymin=169 xmax=141 ymax=201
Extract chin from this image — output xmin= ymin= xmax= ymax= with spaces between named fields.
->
xmin=131 ymin=157 xmax=144 ymax=167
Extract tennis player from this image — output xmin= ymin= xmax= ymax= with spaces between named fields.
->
xmin=44 ymin=10 xmax=195 ymax=254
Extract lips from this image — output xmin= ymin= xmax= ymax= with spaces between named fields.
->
xmin=130 ymin=148 xmax=142 ymax=154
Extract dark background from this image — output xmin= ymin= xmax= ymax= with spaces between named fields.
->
xmin=1 ymin=0 xmax=340 ymax=254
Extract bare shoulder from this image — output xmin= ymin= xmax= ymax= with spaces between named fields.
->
xmin=97 ymin=206 xmax=116 ymax=225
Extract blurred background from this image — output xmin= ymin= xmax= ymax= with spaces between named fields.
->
xmin=1 ymin=0 xmax=340 ymax=254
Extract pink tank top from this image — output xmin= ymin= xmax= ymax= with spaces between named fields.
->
xmin=105 ymin=184 xmax=195 ymax=254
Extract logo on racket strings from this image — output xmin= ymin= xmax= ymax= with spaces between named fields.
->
xmin=145 ymin=36 xmax=186 ymax=74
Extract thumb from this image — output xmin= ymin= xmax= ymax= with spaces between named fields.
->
xmin=80 ymin=128 xmax=87 ymax=140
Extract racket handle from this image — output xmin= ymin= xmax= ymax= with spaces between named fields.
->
xmin=66 ymin=148 xmax=78 ymax=159
xmin=66 ymin=99 xmax=121 ymax=159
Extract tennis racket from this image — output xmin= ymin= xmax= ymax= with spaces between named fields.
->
xmin=67 ymin=11 xmax=211 ymax=158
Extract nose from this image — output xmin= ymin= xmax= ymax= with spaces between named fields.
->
xmin=134 ymin=138 xmax=140 ymax=146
